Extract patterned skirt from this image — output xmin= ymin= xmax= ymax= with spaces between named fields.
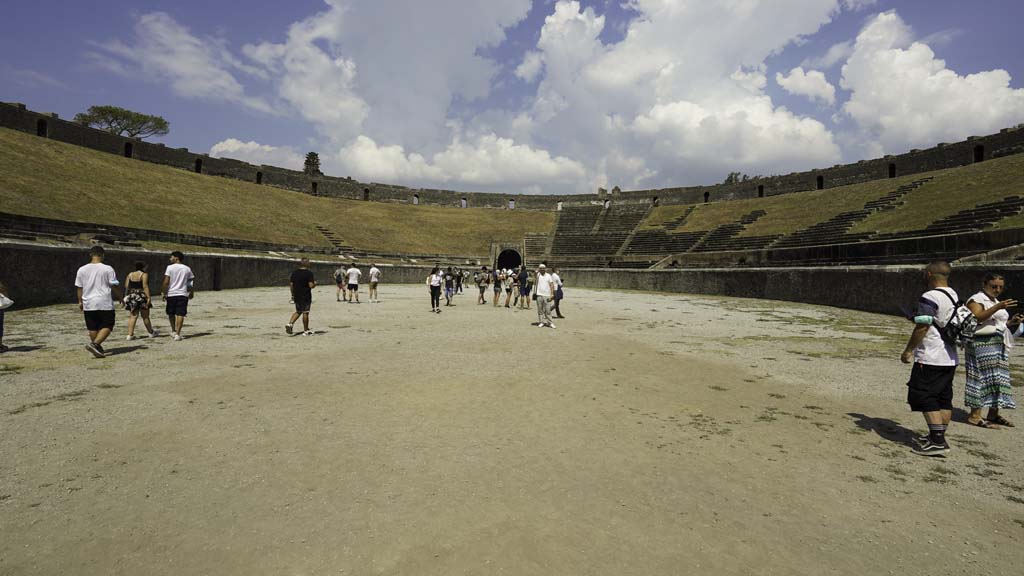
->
xmin=123 ymin=290 xmax=149 ymax=313
xmin=964 ymin=333 xmax=1016 ymax=409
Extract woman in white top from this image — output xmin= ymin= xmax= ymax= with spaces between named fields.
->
xmin=964 ymin=273 xmax=1021 ymax=428
xmin=426 ymin=267 xmax=443 ymax=314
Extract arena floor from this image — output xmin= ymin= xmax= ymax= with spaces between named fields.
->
xmin=1 ymin=284 xmax=1022 ymax=575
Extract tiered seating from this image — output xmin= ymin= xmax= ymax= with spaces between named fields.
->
xmin=771 ymin=178 xmax=932 ymax=249
xmin=556 ymin=205 xmax=603 ymax=233
xmin=550 ymin=204 xmax=648 ymax=257
xmin=872 ymin=196 xmax=1024 ymax=241
xmin=691 ymin=210 xmax=779 ymax=252
xmin=622 ymin=230 xmax=705 ymax=254
xmin=661 ymin=206 xmax=697 ymax=230
xmin=597 ymin=204 xmax=650 ymax=234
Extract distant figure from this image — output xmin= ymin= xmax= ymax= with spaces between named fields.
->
xmin=518 ymin=266 xmax=532 ymax=310
xmin=492 ymin=267 xmax=503 ymax=307
xmin=502 ymin=268 xmax=514 ymax=308
xmin=427 ymin=266 xmax=443 ymax=313
xmin=286 ymin=258 xmax=316 ymax=336
xmin=333 ymin=265 xmax=347 ymax=302
xmin=75 ymin=245 xmax=122 ymax=358
xmin=444 ymin=266 xmax=456 ymax=306
xmin=476 ymin=266 xmax=490 ymax=305
xmin=345 ymin=263 xmax=362 ymax=303
xmin=0 ymin=279 xmax=10 ymax=354
xmin=162 ymin=251 xmax=195 ymax=341
xmin=368 ymin=263 xmax=382 ymax=303
xmin=964 ymin=273 xmax=1019 ymax=428
xmin=454 ymin=266 xmax=463 ymax=294
xmin=552 ymin=266 xmax=565 ymax=319
xmin=533 ymin=264 xmax=556 ymax=328
xmin=123 ymin=261 xmax=158 ymax=340
xmin=900 ymin=260 xmax=956 ymax=456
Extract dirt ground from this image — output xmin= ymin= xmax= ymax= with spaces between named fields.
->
xmin=1 ymin=284 xmax=1023 ymax=575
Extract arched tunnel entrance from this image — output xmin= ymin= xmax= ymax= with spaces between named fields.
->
xmin=495 ymin=249 xmax=522 ymax=271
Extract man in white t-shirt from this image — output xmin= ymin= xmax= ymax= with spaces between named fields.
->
xmin=75 ymin=245 xmax=122 ymax=358
xmin=161 ymin=251 xmax=195 ymax=341
xmin=901 ymin=260 xmax=958 ymax=456
xmin=533 ymin=264 xmax=557 ymax=329
xmin=368 ymin=264 xmax=382 ymax=303
xmin=345 ymin=264 xmax=362 ymax=303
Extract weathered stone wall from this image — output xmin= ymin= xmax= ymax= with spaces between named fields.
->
xmin=4 ymin=101 xmax=1023 ymax=211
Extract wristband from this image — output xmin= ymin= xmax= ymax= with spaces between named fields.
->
xmin=913 ymin=315 xmax=933 ymax=325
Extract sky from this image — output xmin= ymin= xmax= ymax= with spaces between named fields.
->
xmin=2 ymin=0 xmax=1023 ymax=195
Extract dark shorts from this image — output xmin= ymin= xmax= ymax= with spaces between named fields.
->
xmin=84 ymin=310 xmax=116 ymax=331
xmin=493 ymin=285 xmax=501 ymax=292
xmin=294 ymin=300 xmax=311 ymax=313
xmin=520 ymin=286 xmax=530 ymax=296
xmin=906 ymin=363 xmax=956 ymax=412
xmin=347 ymin=283 xmax=358 ymax=292
xmin=165 ymin=296 xmax=189 ymax=317
xmin=478 ymin=285 xmax=487 ymax=294
xmin=336 ymin=280 xmax=345 ymax=287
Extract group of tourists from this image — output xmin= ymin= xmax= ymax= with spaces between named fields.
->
xmin=331 ymin=263 xmax=382 ymax=304
xmin=71 ymin=246 xmax=195 ymax=358
xmin=456 ymin=263 xmax=564 ymax=326
xmin=901 ymin=260 xmax=1019 ymax=456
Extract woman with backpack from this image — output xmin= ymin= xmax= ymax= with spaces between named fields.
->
xmin=964 ymin=273 xmax=1020 ymax=428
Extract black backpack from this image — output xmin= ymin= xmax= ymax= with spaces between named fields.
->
xmin=934 ymin=289 xmax=978 ymax=348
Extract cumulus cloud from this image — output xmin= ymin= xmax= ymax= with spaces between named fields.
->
xmin=801 ymin=40 xmax=853 ymax=69
xmin=776 ymin=66 xmax=836 ymax=105
xmin=840 ymin=0 xmax=878 ymax=11
xmin=88 ymin=12 xmax=274 ymax=114
xmin=515 ymin=51 xmax=544 ymax=83
xmin=840 ymin=11 xmax=1024 ymax=152
xmin=209 ymin=139 xmax=304 ymax=170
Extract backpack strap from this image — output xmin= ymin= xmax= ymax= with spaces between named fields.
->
xmin=933 ymin=288 xmax=958 ymax=328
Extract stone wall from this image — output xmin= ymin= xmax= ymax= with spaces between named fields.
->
xmin=4 ymin=101 xmax=1023 ymax=211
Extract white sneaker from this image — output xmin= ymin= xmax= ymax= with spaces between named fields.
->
xmin=302 ymin=330 xmax=314 ymax=336
xmin=537 ymin=323 xmax=544 ymax=328
xmin=149 ymin=330 xmax=159 ymax=338
xmin=172 ymin=332 xmax=182 ymax=341
xmin=126 ymin=334 xmax=136 ymax=341
xmin=548 ymin=323 xmax=556 ymax=329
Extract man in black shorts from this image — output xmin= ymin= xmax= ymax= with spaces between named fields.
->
xmin=75 ymin=245 xmax=122 ymax=358
xmin=162 ymin=251 xmax=195 ymax=341
xmin=286 ymin=258 xmax=316 ymax=336
xmin=901 ymin=261 xmax=958 ymax=456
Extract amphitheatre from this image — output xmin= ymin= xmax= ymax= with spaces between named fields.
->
xmin=2 ymin=100 xmax=1024 ymax=575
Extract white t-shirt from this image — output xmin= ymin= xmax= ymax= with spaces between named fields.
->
xmin=551 ymin=272 xmax=562 ymax=288
xmin=915 ymin=287 xmax=958 ymax=366
xmin=369 ymin=267 xmax=381 ymax=283
xmin=75 ymin=263 xmax=119 ymax=311
xmin=346 ymin=268 xmax=361 ymax=284
xmin=164 ymin=263 xmax=195 ymax=298
xmin=535 ymin=272 xmax=554 ymax=298
xmin=968 ymin=291 xmax=1009 ymax=332
xmin=429 ymin=273 xmax=443 ymax=287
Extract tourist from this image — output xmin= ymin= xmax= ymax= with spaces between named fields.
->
xmin=454 ymin=266 xmax=463 ymax=295
xmin=476 ymin=266 xmax=489 ymax=305
xmin=900 ymin=260 xmax=957 ymax=456
xmin=427 ymin=266 xmax=443 ymax=313
xmin=368 ymin=263 xmax=382 ymax=303
xmin=552 ymin=266 xmax=565 ymax=319
xmin=444 ymin=266 xmax=456 ymax=306
xmin=533 ymin=264 xmax=557 ymax=329
xmin=75 ymin=245 xmax=122 ymax=358
xmin=492 ymin=267 xmax=503 ymax=307
xmin=123 ymin=261 xmax=158 ymax=340
xmin=162 ymin=251 xmax=195 ymax=341
xmin=0 ymin=279 xmax=11 ymax=353
xmin=518 ymin=266 xmax=532 ymax=310
xmin=503 ymin=268 xmax=514 ymax=308
xmin=511 ymin=267 xmax=522 ymax=308
xmin=333 ymin=265 xmax=347 ymax=302
xmin=345 ymin=263 xmax=362 ymax=303
xmin=286 ymin=258 xmax=316 ymax=336
xmin=964 ymin=273 xmax=1020 ymax=428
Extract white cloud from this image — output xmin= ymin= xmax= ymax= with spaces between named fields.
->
xmin=515 ymin=51 xmax=544 ymax=83
xmin=90 ymin=12 xmax=274 ymax=114
xmin=209 ymin=139 xmax=304 ymax=170
xmin=801 ymin=40 xmax=853 ymax=69
xmin=840 ymin=0 xmax=877 ymax=11
xmin=776 ymin=66 xmax=836 ymax=105
xmin=840 ymin=11 xmax=1024 ymax=152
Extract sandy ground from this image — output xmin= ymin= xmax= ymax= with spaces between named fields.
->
xmin=1 ymin=284 xmax=1023 ymax=575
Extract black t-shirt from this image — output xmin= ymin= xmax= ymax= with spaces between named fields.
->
xmin=444 ymin=273 xmax=454 ymax=288
xmin=291 ymin=268 xmax=315 ymax=301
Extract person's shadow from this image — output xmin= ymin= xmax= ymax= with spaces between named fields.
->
xmin=105 ymin=345 xmax=147 ymax=356
xmin=846 ymin=412 xmax=918 ymax=447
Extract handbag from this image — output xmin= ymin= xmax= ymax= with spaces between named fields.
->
xmin=0 ymin=293 xmax=13 ymax=310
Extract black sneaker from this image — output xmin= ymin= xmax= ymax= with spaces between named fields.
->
xmin=86 ymin=342 xmax=105 ymax=358
xmin=912 ymin=440 xmax=950 ymax=456
xmin=285 ymin=324 xmax=294 ymax=335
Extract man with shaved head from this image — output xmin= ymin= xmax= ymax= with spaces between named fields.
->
xmin=901 ymin=260 xmax=958 ymax=456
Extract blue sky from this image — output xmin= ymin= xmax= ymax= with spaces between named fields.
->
xmin=3 ymin=1 xmax=1023 ymax=194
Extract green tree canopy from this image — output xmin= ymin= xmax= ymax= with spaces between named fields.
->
xmin=304 ymin=152 xmax=322 ymax=176
xmin=73 ymin=105 xmax=169 ymax=139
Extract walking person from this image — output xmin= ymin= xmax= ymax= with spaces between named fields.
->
xmin=0 ymin=279 xmax=12 ymax=353
xmin=286 ymin=258 xmax=316 ymax=336
xmin=333 ymin=265 xmax=347 ymax=302
xmin=75 ymin=246 xmax=122 ymax=358
xmin=518 ymin=266 xmax=531 ymax=310
xmin=444 ymin=267 xmax=456 ymax=306
xmin=552 ymin=266 xmax=565 ymax=319
xmin=162 ymin=251 xmax=195 ymax=341
xmin=511 ymin=267 xmax=522 ymax=309
xmin=427 ymin=266 xmax=443 ymax=313
xmin=900 ymin=261 xmax=957 ymax=456
xmin=123 ymin=261 xmax=158 ymax=340
xmin=368 ymin=263 xmax=382 ymax=303
xmin=345 ymin=263 xmax=362 ymax=303
xmin=964 ymin=273 xmax=1020 ymax=428
xmin=492 ymin=267 xmax=503 ymax=308
xmin=454 ymin=267 xmax=463 ymax=295
xmin=476 ymin=266 xmax=490 ymax=305
xmin=533 ymin=264 xmax=557 ymax=329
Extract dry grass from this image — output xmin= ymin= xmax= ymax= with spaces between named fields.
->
xmin=0 ymin=128 xmax=554 ymax=255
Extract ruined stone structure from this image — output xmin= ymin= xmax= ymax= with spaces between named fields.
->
xmin=3 ymin=101 xmax=1023 ymax=210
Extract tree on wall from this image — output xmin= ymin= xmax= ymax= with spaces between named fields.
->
xmin=73 ymin=105 xmax=169 ymax=139
xmin=304 ymin=152 xmax=322 ymax=176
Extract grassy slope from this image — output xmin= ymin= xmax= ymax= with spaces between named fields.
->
xmin=0 ymin=127 xmax=554 ymax=255
xmin=639 ymin=154 xmax=1024 ymax=237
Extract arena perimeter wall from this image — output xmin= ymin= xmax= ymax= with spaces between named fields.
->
xmin=4 ymin=243 xmax=1022 ymax=316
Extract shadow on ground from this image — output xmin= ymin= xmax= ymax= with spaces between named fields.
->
xmin=847 ymin=412 xmax=918 ymax=447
